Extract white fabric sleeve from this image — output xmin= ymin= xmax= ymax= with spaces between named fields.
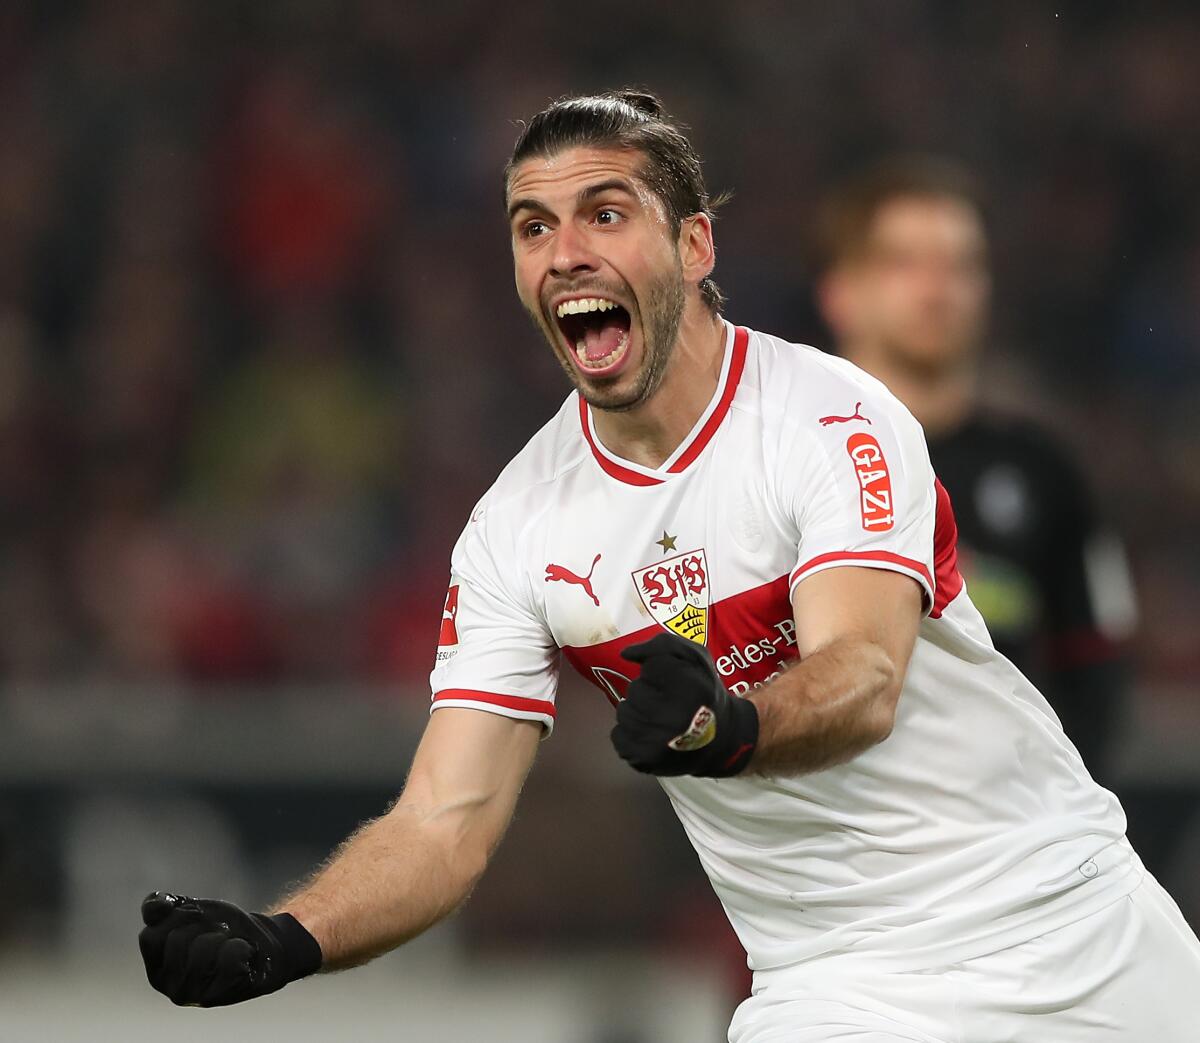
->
xmin=429 ymin=502 xmax=560 ymax=734
xmin=785 ymin=389 xmax=937 ymax=614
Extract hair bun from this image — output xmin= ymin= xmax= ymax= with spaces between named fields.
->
xmin=611 ymin=88 xmax=665 ymax=119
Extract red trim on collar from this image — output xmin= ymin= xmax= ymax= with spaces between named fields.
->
xmin=667 ymin=326 xmax=749 ymax=474
xmin=578 ymin=325 xmax=750 ymax=487
xmin=577 ymin=395 xmax=663 ymax=485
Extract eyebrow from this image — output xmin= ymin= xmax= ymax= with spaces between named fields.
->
xmin=507 ymin=178 xmax=640 ymax=222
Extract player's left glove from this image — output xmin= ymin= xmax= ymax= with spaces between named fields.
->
xmin=612 ymin=632 xmax=759 ymax=777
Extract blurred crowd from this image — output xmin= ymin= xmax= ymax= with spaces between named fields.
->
xmin=1 ymin=0 xmax=1197 ymax=692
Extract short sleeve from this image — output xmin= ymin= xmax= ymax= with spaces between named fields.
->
xmin=430 ymin=502 xmax=560 ymax=734
xmin=785 ymin=390 xmax=937 ymax=613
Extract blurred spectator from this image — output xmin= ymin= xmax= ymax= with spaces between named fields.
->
xmin=213 ymin=62 xmax=391 ymax=305
xmin=182 ymin=305 xmax=403 ymax=678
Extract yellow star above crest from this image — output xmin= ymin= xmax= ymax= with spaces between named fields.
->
xmin=655 ymin=530 xmax=677 ymax=553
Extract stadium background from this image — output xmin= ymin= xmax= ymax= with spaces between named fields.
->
xmin=1 ymin=2 xmax=1197 ymax=1040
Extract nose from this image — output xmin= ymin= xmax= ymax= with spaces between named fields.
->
xmin=550 ymin=221 xmax=599 ymax=279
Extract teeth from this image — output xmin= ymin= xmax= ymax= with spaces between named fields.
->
xmin=556 ymin=297 xmax=619 ymax=318
xmin=573 ymin=330 xmax=630 ymax=370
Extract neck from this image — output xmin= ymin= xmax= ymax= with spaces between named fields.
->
xmin=590 ymin=308 xmax=727 ymax=469
xmin=841 ymin=339 xmax=977 ymax=439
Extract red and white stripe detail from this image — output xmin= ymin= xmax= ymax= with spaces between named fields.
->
xmin=579 ymin=323 xmax=749 ymax=487
xmin=430 ymin=689 xmax=557 ymax=731
xmin=790 ymin=550 xmax=935 ymax=608
xmin=789 ymin=479 xmax=965 ymax=619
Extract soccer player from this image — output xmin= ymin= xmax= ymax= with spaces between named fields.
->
xmin=139 ymin=91 xmax=1200 ymax=1040
xmin=812 ymin=158 xmax=1137 ymax=786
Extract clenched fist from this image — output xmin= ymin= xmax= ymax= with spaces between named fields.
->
xmin=612 ymin=632 xmax=759 ymax=777
xmin=138 ymin=892 xmax=322 ymax=1007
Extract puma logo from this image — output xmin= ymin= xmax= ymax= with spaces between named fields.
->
xmin=545 ymin=553 xmax=602 ymax=607
xmin=819 ymin=402 xmax=872 ymax=426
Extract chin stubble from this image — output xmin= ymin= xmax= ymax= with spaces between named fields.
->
xmin=526 ymin=266 xmax=685 ymax=413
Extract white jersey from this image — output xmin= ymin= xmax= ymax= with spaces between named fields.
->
xmin=430 ymin=320 xmax=1140 ymax=972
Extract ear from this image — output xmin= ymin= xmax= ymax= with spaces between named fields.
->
xmin=678 ymin=213 xmax=716 ymax=289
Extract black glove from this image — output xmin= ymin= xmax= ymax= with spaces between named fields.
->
xmin=139 ymin=891 xmax=322 ymax=1007
xmin=612 ymin=632 xmax=759 ymax=777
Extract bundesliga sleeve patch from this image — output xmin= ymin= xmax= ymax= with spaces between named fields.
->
xmin=436 ymin=584 xmax=459 ymax=662
xmin=846 ymin=433 xmax=895 ymax=532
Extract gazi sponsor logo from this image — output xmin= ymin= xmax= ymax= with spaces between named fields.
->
xmin=846 ymin=433 xmax=894 ymax=532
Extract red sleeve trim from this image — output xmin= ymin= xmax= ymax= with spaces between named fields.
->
xmin=431 ymin=689 xmax=557 ymax=718
xmin=790 ymin=550 xmax=934 ymax=593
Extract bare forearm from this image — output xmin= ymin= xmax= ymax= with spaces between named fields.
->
xmin=270 ymin=802 xmax=488 ymax=971
xmin=747 ymin=636 xmax=898 ymax=776
xmin=266 ymin=711 xmax=538 ymax=971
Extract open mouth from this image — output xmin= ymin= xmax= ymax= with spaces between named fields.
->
xmin=553 ymin=297 xmax=633 ymax=373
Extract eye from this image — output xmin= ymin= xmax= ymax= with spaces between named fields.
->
xmin=594 ymin=208 xmax=622 ymax=226
xmin=521 ymin=220 xmax=549 ymax=239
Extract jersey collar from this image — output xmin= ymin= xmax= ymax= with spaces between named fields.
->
xmin=577 ymin=321 xmax=749 ymax=487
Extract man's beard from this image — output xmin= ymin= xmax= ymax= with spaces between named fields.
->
xmin=528 ymin=264 xmax=685 ymax=413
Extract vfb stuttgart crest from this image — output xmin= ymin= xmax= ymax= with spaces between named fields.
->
xmin=633 ymin=549 xmax=710 ymax=646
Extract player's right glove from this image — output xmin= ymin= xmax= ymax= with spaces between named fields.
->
xmin=138 ymin=891 xmax=322 ymax=1007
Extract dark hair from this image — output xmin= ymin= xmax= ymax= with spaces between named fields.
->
xmin=505 ymin=88 xmax=728 ymax=313
xmin=814 ymin=155 xmax=987 ymax=271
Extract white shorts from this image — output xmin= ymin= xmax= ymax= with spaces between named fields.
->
xmin=728 ymin=874 xmax=1200 ymax=1042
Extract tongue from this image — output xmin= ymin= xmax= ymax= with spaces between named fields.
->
xmin=583 ymin=316 xmax=626 ymax=361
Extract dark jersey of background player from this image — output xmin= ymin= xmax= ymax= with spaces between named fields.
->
xmin=813 ymin=156 xmax=1137 ymax=787
xmin=928 ymin=413 xmax=1134 ymax=781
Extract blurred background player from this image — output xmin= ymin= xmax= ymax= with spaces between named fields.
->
xmin=814 ymin=157 xmax=1139 ymax=787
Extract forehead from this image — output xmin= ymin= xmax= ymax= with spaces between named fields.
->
xmin=507 ymin=145 xmax=656 ymax=209
xmin=869 ymin=195 xmax=987 ymax=251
